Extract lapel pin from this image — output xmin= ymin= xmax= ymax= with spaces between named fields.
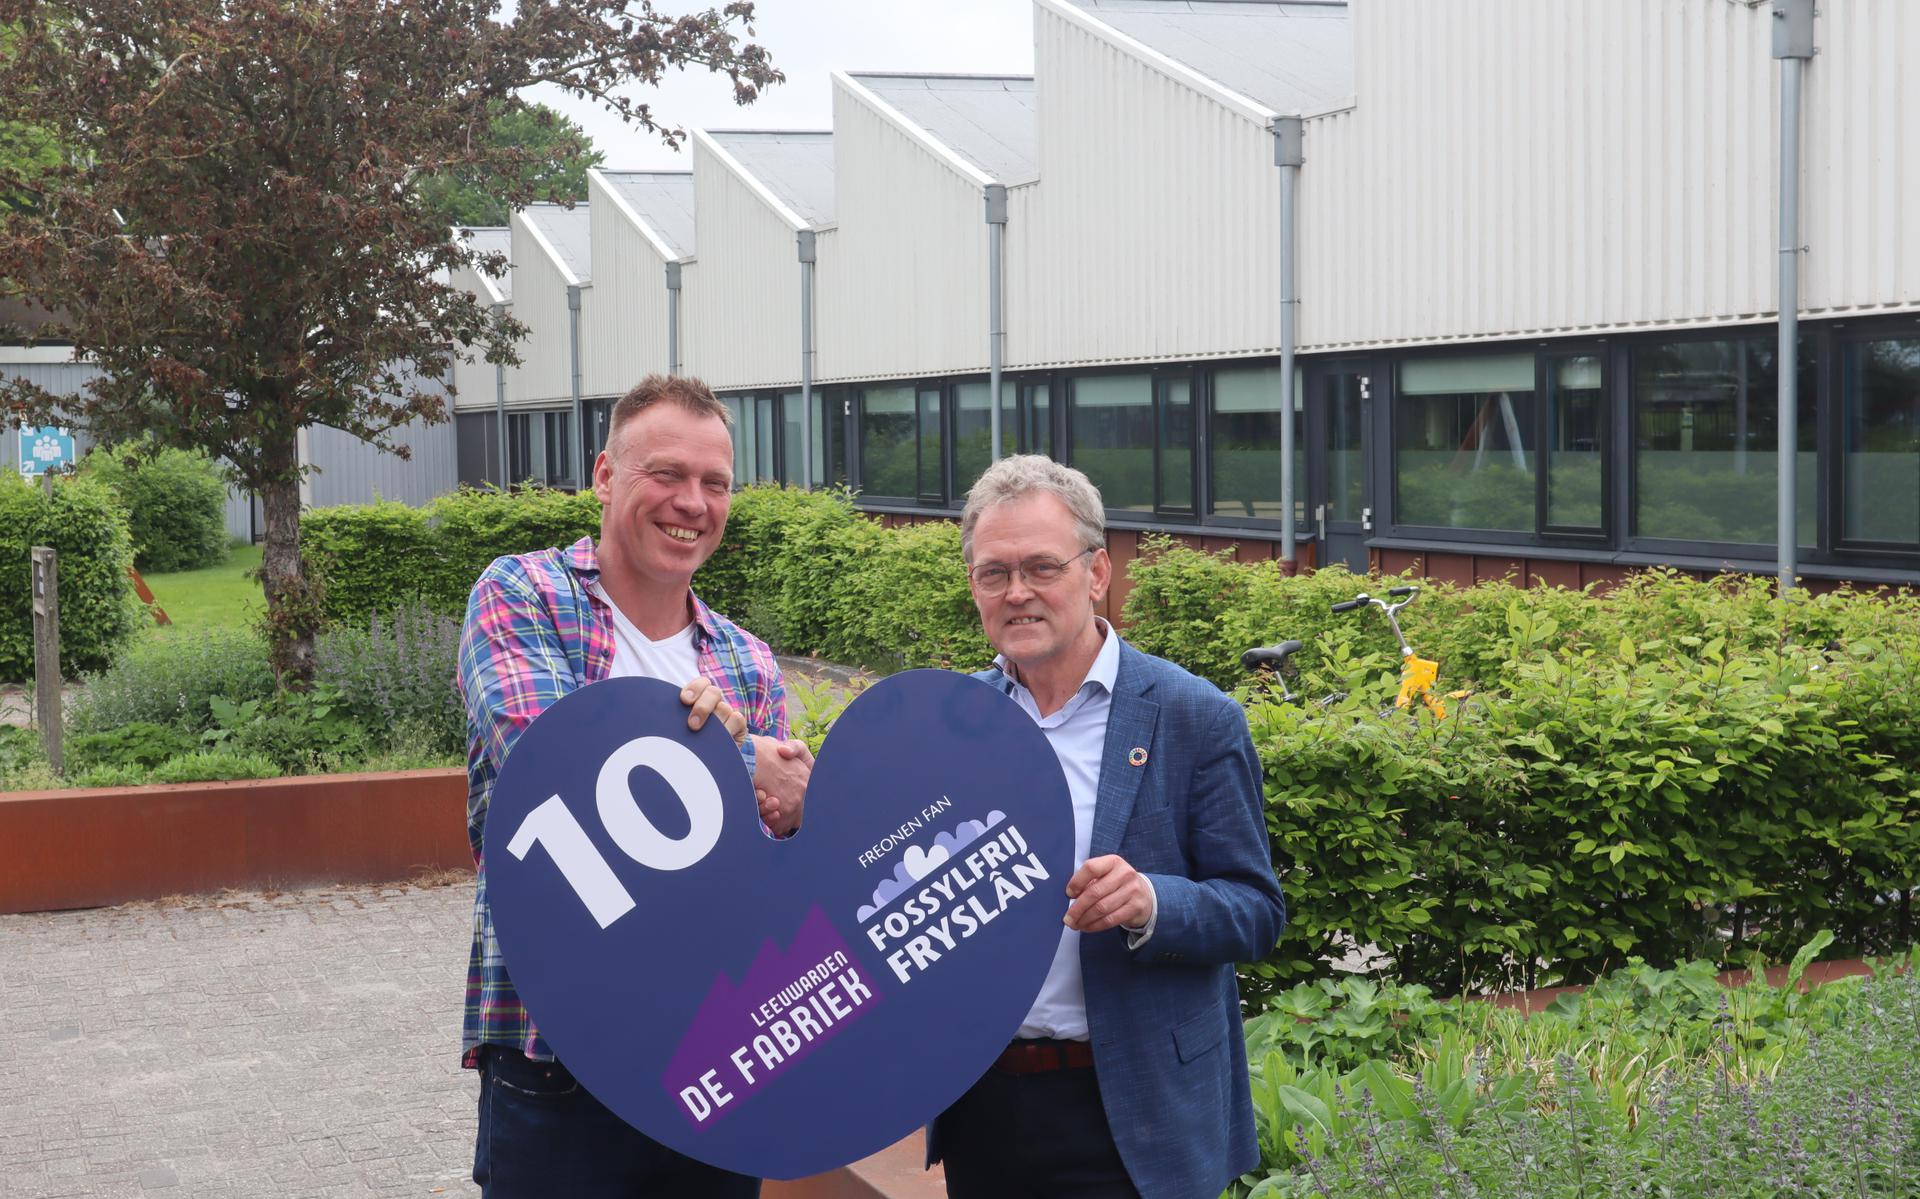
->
xmin=1128 ymin=747 xmax=1148 ymax=767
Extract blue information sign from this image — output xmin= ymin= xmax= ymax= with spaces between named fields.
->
xmin=16 ymin=425 xmax=75 ymax=476
xmin=483 ymin=670 xmax=1075 ymax=1180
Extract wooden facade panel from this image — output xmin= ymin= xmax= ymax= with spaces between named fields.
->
xmin=1528 ymin=560 xmax=1584 ymax=590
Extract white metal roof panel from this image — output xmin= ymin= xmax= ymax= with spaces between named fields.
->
xmin=850 ymin=74 xmax=1040 ymax=185
xmin=1066 ymin=0 xmax=1352 ymax=116
xmin=455 ymin=226 xmax=513 ymax=302
xmin=520 ymin=203 xmax=591 ymax=285
xmin=597 ymin=171 xmax=696 ymax=259
xmin=706 ymin=131 xmax=835 ymax=227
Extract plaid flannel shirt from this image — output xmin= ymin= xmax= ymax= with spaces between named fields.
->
xmin=457 ymin=536 xmax=787 ymax=1066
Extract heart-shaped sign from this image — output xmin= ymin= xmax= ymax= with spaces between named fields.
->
xmin=484 ymin=669 xmax=1075 ymax=1180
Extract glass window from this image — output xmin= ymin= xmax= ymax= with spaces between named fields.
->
xmin=816 ymin=388 xmax=848 ymax=487
xmin=1842 ymin=338 xmax=1920 ymax=547
xmin=1157 ymin=377 xmax=1194 ymax=513
xmin=1326 ymin=373 xmax=1366 ymax=525
xmin=752 ymin=396 xmax=778 ymax=485
xmin=1395 ymin=354 xmax=1537 ymax=531
xmin=859 ymin=385 xmax=917 ymax=498
xmin=1633 ymin=338 xmax=1815 ymax=545
xmin=780 ymin=390 xmax=805 ymax=486
xmin=916 ymin=387 xmax=945 ymax=503
xmin=1210 ymin=366 xmax=1304 ymax=523
xmin=1070 ymin=374 xmax=1153 ymax=512
xmin=1545 ymin=355 xmax=1604 ymax=531
xmin=508 ymin=412 xmax=534 ymax=484
xmin=1023 ymin=382 xmax=1052 ymax=458
xmin=542 ymin=411 xmax=575 ymax=489
xmin=953 ymin=382 xmax=1017 ymax=499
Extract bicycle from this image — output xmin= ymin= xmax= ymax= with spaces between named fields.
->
xmin=1242 ymin=585 xmax=1465 ymax=719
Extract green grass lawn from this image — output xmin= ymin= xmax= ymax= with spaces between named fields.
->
xmin=139 ymin=543 xmax=263 ymax=637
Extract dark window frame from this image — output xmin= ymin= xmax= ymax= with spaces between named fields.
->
xmin=1828 ymin=322 xmax=1920 ymax=558
xmin=1623 ymin=325 xmax=1826 ymax=561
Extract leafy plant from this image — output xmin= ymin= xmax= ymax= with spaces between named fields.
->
xmin=80 ymin=442 xmax=230 ymax=573
xmin=65 ymin=722 xmax=196 ymax=772
xmin=68 ymin=629 xmax=275 ymax=736
xmin=312 ymin=601 xmax=464 ymax=757
xmin=0 ymin=470 xmax=141 ymax=682
xmin=150 ymin=750 xmax=281 ymax=784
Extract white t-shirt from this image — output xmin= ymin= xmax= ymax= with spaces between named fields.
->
xmin=588 ymin=581 xmax=701 ymax=686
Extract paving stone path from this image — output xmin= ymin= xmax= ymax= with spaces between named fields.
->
xmin=0 ymin=880 xmax=480 ymax=1199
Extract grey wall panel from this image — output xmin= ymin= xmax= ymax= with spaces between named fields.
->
xmin=302 ymin=373 xmax=460 ymax=509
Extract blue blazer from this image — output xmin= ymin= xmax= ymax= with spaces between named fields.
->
xmin=933 ymin=639 xmax=1288 ymax=1199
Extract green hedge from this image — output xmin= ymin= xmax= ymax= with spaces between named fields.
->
xmin=79 ymin=444 xmax=231 ymax=573
xmin=305 ymin=484 xmax=993 ymax=674
xmin=699 ymin=486 xmax=988 ymax=672
xmin=1115 ymin=539 xmax=1920 ymax=997
xmin=0 ymin=472 xmax=141 ymax=682
xmin=302 ymin=486 xmax=601 ymax=624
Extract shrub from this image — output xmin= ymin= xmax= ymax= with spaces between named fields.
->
xmin=0 ymin=471 xmax=141 ymax=682
xmin=65 ymin=722 xmax=197 ymax=772
xmin=314 ymin=601 xmax=465 ymax=756
xmin=303 ymin=485 xmax=602 ymax=625
xmin=65 ymin=763 xmax=148 ymax=789
xmin=228 ymin=703 xmax=370 ymax=774
xmin=80 ymin=443 xmax=230 ymax=573
xmin=68 ymin=628 xmax=275 ymax=735
xmin=301 ymin=499 xmax=437 ymax=625
xmin=151 ymin=749 xmax=281 ymax=783
xmin=1247 ymin=628 xmax=1920 ymax=997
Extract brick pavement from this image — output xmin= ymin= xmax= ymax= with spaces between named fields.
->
xmin=0 ymin=879 xmax=481 ymax=1199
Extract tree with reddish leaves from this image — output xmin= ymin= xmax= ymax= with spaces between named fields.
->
xmin=0 ymin=0 xmax=777 ymax=684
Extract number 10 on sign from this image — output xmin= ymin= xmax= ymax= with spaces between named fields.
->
xmin=507 ymin=735 xmax=726 ymax=929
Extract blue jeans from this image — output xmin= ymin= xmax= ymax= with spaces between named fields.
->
xmin=473 ymin=1047 xmax=761 ymax=1199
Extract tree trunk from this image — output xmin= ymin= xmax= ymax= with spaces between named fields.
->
xmin=257 ymin=459 xmax=318 ymax=690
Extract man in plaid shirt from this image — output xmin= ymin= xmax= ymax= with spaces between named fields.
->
xmin=457 ymin=374 xmax=811 ymax=1198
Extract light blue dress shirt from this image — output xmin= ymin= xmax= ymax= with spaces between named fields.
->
xmin=997 ymin=620 xmax=1157 ymax=1041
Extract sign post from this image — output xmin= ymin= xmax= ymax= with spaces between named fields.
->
xmin=30 ymin=546 xmax=62 ymax=773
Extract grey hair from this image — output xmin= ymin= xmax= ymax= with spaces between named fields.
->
xmin=960 ymin=455 xmax=1106 ymax=563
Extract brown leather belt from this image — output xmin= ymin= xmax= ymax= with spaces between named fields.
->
xmin=992 ymin=1037 xmax=1095 ymax=1075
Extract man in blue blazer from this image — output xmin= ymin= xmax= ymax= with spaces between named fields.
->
xmin=929 ymin=455 xmax=1288 ymax=1199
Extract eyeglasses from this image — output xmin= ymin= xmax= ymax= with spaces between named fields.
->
xmin=967 ymin=548 xmax=1096 ymax=596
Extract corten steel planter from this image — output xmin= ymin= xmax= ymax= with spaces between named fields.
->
xmin=0 ymin=768 xmax=470 ymax=914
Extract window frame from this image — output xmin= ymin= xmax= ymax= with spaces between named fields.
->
xmin=1829 ymin=324 xmax=1920 ymax=559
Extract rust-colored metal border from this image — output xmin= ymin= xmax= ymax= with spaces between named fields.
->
xmin=0 ymin=769 xmax=470 ymax=914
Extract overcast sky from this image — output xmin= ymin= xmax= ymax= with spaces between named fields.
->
xmin=533 ymin=1 xmax=1038 ymax=171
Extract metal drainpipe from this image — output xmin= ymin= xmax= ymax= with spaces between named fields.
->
xmin=665 ymin=262 xmax=682 ymax=377
xmin=567 ymin=283 xmax=585 ymax=489
xmin=492 ymin=301 xmax=508 ymax=486
xmin=798 ymin=229 xmax=817 ymax=490
xmin=1773 ymin=0 xmax=1814 ymax=592
xmin=1273 ymin=116 xmax=1305 ymax=568
xmin=985 ymin=184 xmax=1008 ymax=463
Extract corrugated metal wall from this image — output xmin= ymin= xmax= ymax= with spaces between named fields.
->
xmin=0 ymin=358 xmax=102 ymax=472
xmin=1306 ymin=0 xmax=1919 ymax=351
xmin=682 ymin=136 xmax=804 ymax=391
xmin=302 ymin=381 xmax=459 ymax=510
xmin=1800 ymin=0 xmax=1919 ymax=315
xmin=582 ymin=175 xmax=673 ymax=398
xmin=448 ymin=263 xmax=510 ymax=415
xmin=508 ymin=213 xmax=583 ymax=406
xmin=1011 ymin=2 xmax=1281 ymax=369
xmin=818 ymin=80 xmax=991 ymax=383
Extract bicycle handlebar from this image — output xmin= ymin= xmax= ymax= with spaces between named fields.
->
xmin=1387 ymin=586 xmax=1415 ymax=598
xmin=1330 ymin=598 xmax=1366 ymax=613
